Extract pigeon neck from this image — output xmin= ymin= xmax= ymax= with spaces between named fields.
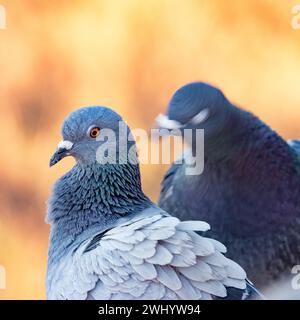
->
xmin=48 ymin=161 xmax=149 ymax=222
xmin=47 ymin=162 xmax=150 ymax=264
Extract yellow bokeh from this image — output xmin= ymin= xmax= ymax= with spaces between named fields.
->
xmin=0 ymin=0 xmax=300 ymax=299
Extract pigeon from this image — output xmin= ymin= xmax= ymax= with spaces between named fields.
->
xmin=156 ymin=82 xmax=300 ymax=293
xmin=46 ymin=106 xmax=261 ymax=300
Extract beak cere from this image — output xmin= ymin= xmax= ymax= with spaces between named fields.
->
xmin=49 ymin=140 xmax=74 ymax=167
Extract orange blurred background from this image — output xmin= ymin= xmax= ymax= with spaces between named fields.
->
xmin=0 ymin=0 xmax=300 ymax=299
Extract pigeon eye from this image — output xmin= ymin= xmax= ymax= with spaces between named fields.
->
xmin=89 ymin=127 xmax=101 ymax=138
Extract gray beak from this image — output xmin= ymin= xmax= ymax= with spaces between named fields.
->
xmin=49 ymin=140 xmax=74 ymax=167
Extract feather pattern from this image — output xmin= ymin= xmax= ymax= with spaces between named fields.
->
xmin=47 ymin=208 xmax=250 ymax=300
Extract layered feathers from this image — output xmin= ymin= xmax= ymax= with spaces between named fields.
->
xmin=47 ymin=209 xmax=249 ymax=300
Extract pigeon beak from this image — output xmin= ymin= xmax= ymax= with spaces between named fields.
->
xmin=155 ymin=114 xmax=184 ymax=137
xmin=49 ymin=140 xmax=74 ymax=167
xmin=155 ymin=113 xmax=183 ymax=130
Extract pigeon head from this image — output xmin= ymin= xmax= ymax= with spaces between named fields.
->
xmin=156 ymin=82 xmax=234 ymax=139
xmin=50 ymin=106 xmax=135 ymax=167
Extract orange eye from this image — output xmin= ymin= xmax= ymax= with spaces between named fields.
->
xmin=89 ymin=127 xmax=100 ymax=138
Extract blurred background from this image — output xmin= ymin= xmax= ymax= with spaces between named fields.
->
xmin=0 ymin=0 xmax=300 ymax=299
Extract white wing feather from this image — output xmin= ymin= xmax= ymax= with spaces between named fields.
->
xmin=47 ymin=209 xmax=247 ymax=300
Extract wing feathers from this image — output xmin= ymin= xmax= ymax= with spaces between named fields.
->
xmin=178 ymin=260 xmax=213 ymax=282
xmin=191 ymin=280 xmax=227 ymax=298
xmin=156 ymin=265 xmax=182 ymax=291
xmin=50 ymin=211 xmax=248 ymax=300
xmin=146 ymin=244 xmax=173 ymax=265
xmin=132 ymin=262 xmax=157 ymax=280
xmin=177 ymin=220 xmax=210 ymax=232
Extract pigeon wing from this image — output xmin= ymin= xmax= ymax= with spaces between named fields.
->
xmin=50 ymin=210 xmax=249 ymax=300
xmin=159 ymin=161 xmax=181 ymax=205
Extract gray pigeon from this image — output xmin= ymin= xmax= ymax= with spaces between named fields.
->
xmin=156 ymin=82 xmax=300 ymax=294
xmin=46 ymin=106 xmax=260 ymax=300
